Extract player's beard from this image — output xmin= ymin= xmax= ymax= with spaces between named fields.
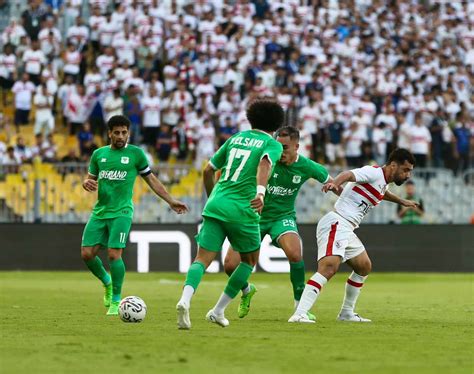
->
xmin=394 ymin=176 xmax=408 ymax=186
xmin=114 ymin=140 xmax=126 ymax=149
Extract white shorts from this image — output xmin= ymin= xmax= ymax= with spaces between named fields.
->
xmin=316 ymin=211 xmax=365 ymax=262
xmin=326 ymin=143 xmax=345 ymax=163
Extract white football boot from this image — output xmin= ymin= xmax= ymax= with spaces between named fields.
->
xmin=288 ymin=313 xmax=316 ymax=323
xmin=337 ymin=312 xmax=372 ymax=322
xmin=206 ymin=309 xmax=229 ymax=327
xmin=176 ymin=301 xmax=191 ymax=330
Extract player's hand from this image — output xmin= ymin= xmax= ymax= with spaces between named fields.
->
xmin=251 ymin=194 xmax=265 ymax=214
xmin=83 ymin=178 xmax=98 ymax=192
xmin=169 ymin=199 xmax=189 ymax=214
xmin=400 ymin=199 xmax=419 ymax=209
xmin=322 ymin=182 xmax=339 ymax=193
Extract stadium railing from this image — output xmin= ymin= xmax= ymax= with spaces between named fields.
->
xmin=1 ymin=163 xmax=472 ymax=224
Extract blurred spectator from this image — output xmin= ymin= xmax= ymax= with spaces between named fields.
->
xmin=453 ymin=114 xmax=472 ymax=175
xmin=397 ymin=181 xmax=425 ymax=224
xmin=0 ymin=43 xmax=16 ymax=105
xmin=372 ymin=122 xmax=389 ymax=166
xmin=22 ymin=39 xmax=45 ymax=86
xmin=326 ymin=112 xmax=345 ymax=166
xmin=125 ymin=93 xmax=142 ymax=144
xmin=343 ymin=122 xmax=367 ymax=167
xmin=65 ymin=84 xmax=88 ymax=135
xmin=80 ymin=138 xmax=97 ymax=161
xmin=194 ymin=119 xmax=216 ymax=170
xmin=173 ymin=119 xmax=189 ymax=161
xmin=219 ymin=116 xmax=237 ymax=146
xmin=33 ymin=83 xmax=54 ymax=135
xmin=156 ymin=124 xmax=172 ymax=162
xmin=14 ymin=136 xmax=32 ymax=163
xmin=61 ymin=148 xmax=81 ymax=163
xmin=104 ymin=88 xmax=124 ymax=122
xmin=12 ymin=73 xmax=35 ymax=130
xmin=42 ymin=133 xmax=57 ymax=163
xmin=2 ymin=146 xmax=21 ymax=172
xmin=77 ymin=122 xmax=93 ymax=156
xmin=409 ymin=113 xmax=432 ymax=168
xmin=141 ymin=86 xmax=161 ymax=146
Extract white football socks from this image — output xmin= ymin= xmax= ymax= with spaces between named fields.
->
xmin=295 ymin=272 xmax=328 ymax=315
xmin=179 ymin=285 xmax=195 ymax=306
xmin=340 ymin=271 xmax=367 ymax=315
xmin=213 ymin=292 xmax=232 ymax=316
xmin=242 ymin=284 xmax=251 ymax=296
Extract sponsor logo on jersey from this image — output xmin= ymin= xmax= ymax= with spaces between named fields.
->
xmin=101 ymin=158 xmax=107 ymax=162
xmin=121 ymin=157 xmax=129 ymax=164
xmin=267 ymin=185 xmax=298 ymax=196
xmin=230 ymin=136 xmax=264 ymax=148
xmin=99 ymin=170 xmax=128 ymax=181
xmin=292 ymin=175 xmax=301 ymax=184
xmin=273 ymin=173 xmax=278 ymax=178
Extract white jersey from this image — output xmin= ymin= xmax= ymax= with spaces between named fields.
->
xmin=334 ymin=165 xmax=389 ymax=227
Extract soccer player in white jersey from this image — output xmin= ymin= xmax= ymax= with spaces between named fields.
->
xmin=289 ymin=148 xmax=419 ymax=324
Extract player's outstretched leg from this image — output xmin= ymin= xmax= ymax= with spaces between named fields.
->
xmin=177 ymin=248 xmax=217 ymax=330
xmin=288 ymin=256 xmax=340 ymax=323
xmin=223 ymin=247 xmax=257 ymax=319
xmin=278 ymin=233 xmax=314 ymax=320
xmin=338 ymin=251 xmax=372 ymax=322
xmin=81 ymin=246 xmax=113 ymax=308
xmin=208 ymin=250 xmax=259 ymax=327
xmin=107 ymin=248 xmax=125 ymax=316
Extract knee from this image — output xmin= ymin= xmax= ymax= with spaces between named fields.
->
xmin=81 ymin=247 xmax=94 ymax=262
xmin=286 ymin=249 xmax=302 ymax=263
xmin=318 ymin=260 xmax=340 ymax=279
xmin=107 ymin=249 xmax=122 ymax=261
xmin=356 ymin=258 xmax=372 ymax=276
xmin=223 ymin=257 xmax=237 ymax=276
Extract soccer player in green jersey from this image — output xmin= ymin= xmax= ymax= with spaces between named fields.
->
xmin=81 ymin=115 xmax=188 ymax=316
xmin=176 ymin=99 xmax=285 ymax=329
xmin=224 ymin=126 xmax=333 ymax=320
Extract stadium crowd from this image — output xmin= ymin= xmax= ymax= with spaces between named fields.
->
xmin=0 ymin=0 xmax=473 ymax=174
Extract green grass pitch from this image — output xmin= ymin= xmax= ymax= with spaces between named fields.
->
xmin=1 ymin=272 xmax=472 ymax=373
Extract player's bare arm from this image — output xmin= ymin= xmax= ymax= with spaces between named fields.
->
xmin=322 ymin=171 xmax=356 ymax=193
xmin=203 ymin=162 xmax=216 ymax=197
xmin=142 ymin=173 xmax=189 ymax=214
xmin=383 ymin=190 xmax=419 ymax=209
xmin=251 ymin=156 xmax=272 ymax=214
xmin=82 ymin=173 xmax=98 ymax=192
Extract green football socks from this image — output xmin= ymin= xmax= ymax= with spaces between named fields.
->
xmin=109 ymin=258 xmax=125 ymax=302
xmin=290 ymin=260 xmax=306 ymax=301
xmin=224 ymin=262 xmax=254 ymax=298
xmin=184 ymin=261 xmax=206 ymax=290
xmin=85 ymin=256 xmax=111 ymax=286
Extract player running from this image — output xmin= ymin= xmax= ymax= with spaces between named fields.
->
xmin=81 ymin=115 xmax=188 ymax=316
xmin=223 ymin=126 xmax=334 ymax=320
xmin=289 ymin=148 xmax=419 ymax=323
xmin=176 ymin=99 xmax=284 ymax=329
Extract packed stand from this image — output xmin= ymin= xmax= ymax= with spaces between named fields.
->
xmin=0 ymin=0 xmax=473 ymax=176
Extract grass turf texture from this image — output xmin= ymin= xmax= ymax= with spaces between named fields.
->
xmin=1 ymin=272 xmax=472 ymax=374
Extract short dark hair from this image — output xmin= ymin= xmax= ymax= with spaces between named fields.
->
xmin=387 ymin=148 xmax=416 ymax=166
xmin=275 ymin=126 xmax=300 ymax=141
xmin=246 ymin=98 xmax=284 ymax=133
xmin=107 ymin=115 xmax=131 ymax=131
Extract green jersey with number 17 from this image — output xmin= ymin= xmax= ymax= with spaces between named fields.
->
xmin=261 ymin=155 xmax=329 ymax=223
xmin=204 ymin=130 xmax=283 ymax=224
xmin=88 ymin=144 xmax=151 ymax=219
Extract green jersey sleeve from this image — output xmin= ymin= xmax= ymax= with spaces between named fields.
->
xmin=88 ymin=150 xmax=99 ymax=177
xmin=261 ymin=139 xmax=283 ymax=166
xmin=135 ymin=148 xmax=151 ymax=176
xmin=209 ymin=140 xmax=229 ymax=170
xmin=309 ymin=160 xmax=330 ymax=183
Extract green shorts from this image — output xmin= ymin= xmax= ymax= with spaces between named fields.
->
xmin=260 ymin=216 xmax=300 ymax=248
xmin=81 ymin=215 xmax=132 ymax=249
xmin=196 ymin=216 xmax=261 ymax=253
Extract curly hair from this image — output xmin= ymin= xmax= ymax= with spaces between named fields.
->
xmin=246 ymin=98 xmax=285 ymax=133
xmin=107 ymin=115 xmax=131 ymax=131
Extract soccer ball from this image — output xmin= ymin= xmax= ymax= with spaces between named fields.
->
xmin=119 ymin=296 xmax=147 ymax=323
